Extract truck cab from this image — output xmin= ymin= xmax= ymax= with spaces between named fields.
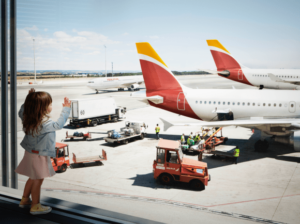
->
xmin=153 ymin=139 xmax=209 ymax=190
xmin=51 ymin=143 xmax=70 ymax=173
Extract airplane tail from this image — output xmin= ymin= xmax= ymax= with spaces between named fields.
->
xmin=206 ymin=40 xmax=246 ymax=71
xmin=136 ymin=42 xmax=182 ymax=93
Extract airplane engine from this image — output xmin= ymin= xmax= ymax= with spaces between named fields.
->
xmin=131 ymin=84 xmax=139 ymax=89
xmin=274 ymin=131 xmax=300 ymax=151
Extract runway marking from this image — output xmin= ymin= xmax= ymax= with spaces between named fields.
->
xmin=43 ymin=187 xmax=289 ymax=224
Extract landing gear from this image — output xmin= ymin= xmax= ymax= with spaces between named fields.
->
xmin=96 ymin=90 xmax=99 ymax=94
xmin=259 ymin=85 xmax=264 ymax=90
xmin=254 ymin=140 xmax=268 ymax=152
xmin=127 ymin=88 xmax=132 ymax=91
xmin=118 ymin=88 xmax=124 ymax=91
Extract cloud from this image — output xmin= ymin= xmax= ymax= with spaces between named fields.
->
xmin=24 ymin=25 xmax=38 ymax=31
xmin=17 ymin=28 xmax=121 ymax=70
xmin=44 ymin=28 xmax=48 ymax=31
xmin=122 ymin=32 xmax=129 ymax=36
xmin=150 ymin=35 xmax=159 ymax=39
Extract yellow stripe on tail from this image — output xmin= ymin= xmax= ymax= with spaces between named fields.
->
xmin=206 ymin=40 xmax=230 ymax=54
xmin=136 ymin=42 xmax=168 ymax=67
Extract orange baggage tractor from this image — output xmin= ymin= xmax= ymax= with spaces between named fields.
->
xmin=153 ymin=139 xmax=210 ymax=191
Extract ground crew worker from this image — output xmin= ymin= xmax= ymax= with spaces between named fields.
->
xmin=155 ymin=124 xmax=160 ymax=139
xmin=181 ymin=133 xmax=185 ymax=144
xmin=233 ymin=146 xmax=240 ymax=164
xmin=187 ymin=136 xmax=191 ymax=146
xmin=194 ymin=134 xmax=200 ymax=143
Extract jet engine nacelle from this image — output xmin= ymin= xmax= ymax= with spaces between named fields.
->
xmin=131 ymin=84 xmax=139 ymax=89
xmin=274 ymin=131 xmax=300 ymax=151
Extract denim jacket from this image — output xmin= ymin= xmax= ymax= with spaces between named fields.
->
xmin=19 ymin=104 xmax=71 ymax=157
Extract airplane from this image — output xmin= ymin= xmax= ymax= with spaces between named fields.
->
xmin=87 ymin=75 xmax=144 ymax=93
xmin=205 ymin=39 xmax=300 ymax=90
xmin=131 ymin=42 xmax=300 ymax=152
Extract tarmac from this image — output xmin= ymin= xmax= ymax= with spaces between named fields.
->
xmin=0 ymin=75 xmax=300 ymax=223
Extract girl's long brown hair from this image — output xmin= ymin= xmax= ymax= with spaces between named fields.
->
xmin=22 ymin=91 xmax=52 ymax=136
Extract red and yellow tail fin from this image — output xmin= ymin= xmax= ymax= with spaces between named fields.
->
xmin=136 ymin=42 xmax=181 ymax=92
xmin=207 ymin=39 xmax=241 ymax=70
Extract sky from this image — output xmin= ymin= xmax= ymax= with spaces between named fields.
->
xmin=17 ymin=0 xmax=300 ymax=71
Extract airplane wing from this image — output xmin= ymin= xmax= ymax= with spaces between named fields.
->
xmin=131 ymin=90 xmax=163 ymax=104
xmin=160 ymin=118 xmax=300 ymax=131
xmin=269 ymin=73 xmax=300 ymax=85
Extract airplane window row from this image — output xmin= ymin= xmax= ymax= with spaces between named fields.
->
xmin=195 ymin=101 xmax=291 ymax=107
xmin=252 ymin=74 xmax=299 ymax=78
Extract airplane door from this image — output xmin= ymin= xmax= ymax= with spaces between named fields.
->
xmin=289 ymin=101 xmax=296 ymax=113
xmin=238 ymin=69 xmax=243 ymax=80
xmin=177 ymin=92 xmax=185 ymax=111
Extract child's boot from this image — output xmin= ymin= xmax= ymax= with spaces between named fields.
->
xmin=19 ymin=196 xmax=32 ymax=208
xmin=30 ymin=203 xmax=52 ymax=215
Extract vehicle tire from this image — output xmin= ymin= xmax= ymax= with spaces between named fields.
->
xmin=189 ymin=179 xmax=205 ymax=191
xmin=61 ymin=164 xmax=67 ymax=173
xmin=123 ymin=140 xmax=128 ymax=144
xmin=71 ymin=137 xmax=74 ymax=141
xmin=140 ymin=133 xmax=144 ymax=139
xmin=208 ymin=174 xmax=211 ymax=182
xmin=159 ymin=173 xmax=174 ymax=185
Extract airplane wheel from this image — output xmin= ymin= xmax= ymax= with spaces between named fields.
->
xmin=159 ymin=173 xmax=173 ymax=185
xmin=96 ymin=91 xmax=99 ymax=94
xmin=128 ymin=88 xmax=131 ymax=91
xmin=190 ymin=179 xmax=205 ymax=191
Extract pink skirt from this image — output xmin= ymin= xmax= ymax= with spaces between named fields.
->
xmin=15 ymin=151 xmax=55 ymax=180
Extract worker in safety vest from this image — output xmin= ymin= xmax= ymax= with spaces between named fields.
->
xmin=181 ymin=134 xmax=185 ymax=144
xmin=155 ymin=124 xmax=160 ymax=139
xmin=194 ymin=134 xmax=200 ymax=143
xmin=187 ymin=136 xmax=191 ymax=146
xmin=233 ymin=146 xmax=240 ymax=164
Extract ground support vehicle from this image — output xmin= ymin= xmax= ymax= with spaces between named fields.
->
xmin=104 ymin=121 xmax=147 ymax=144
xmin=68 ymin=98 xmax=126 ymax=128
xmin=206 ymin=145 xmax=236 ymax=159
xmin=153 ymin=139 xmax=209 ymax=191
xmin=65 ymin=131 xmax=91 ymax=141
xmin=51 ymin=143 xmax=107 ymax=173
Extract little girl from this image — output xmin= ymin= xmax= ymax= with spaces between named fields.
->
xmin=15 ymin=88 xmax=71 ymax=215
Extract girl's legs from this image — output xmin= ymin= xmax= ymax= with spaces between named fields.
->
xmin=30 ymin=178 xmax=44 ymax=208
xmin=23 ymin=178 xmax=33 ymax=198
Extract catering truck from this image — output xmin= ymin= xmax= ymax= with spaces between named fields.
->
xmin=68 ymin=98 xmax=126 ymax=127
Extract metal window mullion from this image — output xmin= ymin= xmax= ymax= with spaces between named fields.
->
xmin=1 ymin=0 xmax=9 ymax=187
xmin=10 ymin=0 xmax=17 ymax=189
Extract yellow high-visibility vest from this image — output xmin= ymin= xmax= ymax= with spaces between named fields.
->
xmin=181 ymin=135 xmax=185 ymax=142
xmin=194 ymin=136 xmax=200 ymax=142
xmin=155 ymin=127 xmax=160 ymax=132
xmin=187 ymin=137 xmax=190 ymax=145
xmin=234 ymin=148 xmax=240 ymax=157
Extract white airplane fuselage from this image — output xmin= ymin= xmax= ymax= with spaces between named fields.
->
xmin=236 ymin=69 xmax=300 ymax=89
xmin=87 ymin=76 xmax=144 ymax=91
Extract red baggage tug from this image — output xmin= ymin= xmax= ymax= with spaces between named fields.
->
xmin=153 ymin=139 xmax=209 ymax=190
